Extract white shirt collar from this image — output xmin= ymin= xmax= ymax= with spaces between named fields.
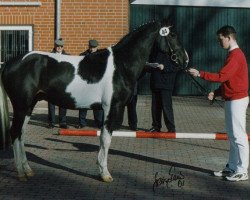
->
xmin=229 ymin=43 xmax=239 ymax=52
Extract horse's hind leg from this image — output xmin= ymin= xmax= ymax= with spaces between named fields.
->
xmin=12 ymin=110 xmax=33 ymax=181
xmin=97 ymin=126 xmax=113 ymax=183
xmin=20 ymin=115 xmax=34 ymax=177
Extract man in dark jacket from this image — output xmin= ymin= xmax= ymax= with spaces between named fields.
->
xmin=47 ymin=38 xmax=68 ymax=129
xmin=147 ymin=51 xmax=179 ymax=132
xmin=76 ymin=39 xmax=104 ymax=129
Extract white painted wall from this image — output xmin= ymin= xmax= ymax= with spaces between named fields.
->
xmin=131 ymin=0 xmax=250 ymax=8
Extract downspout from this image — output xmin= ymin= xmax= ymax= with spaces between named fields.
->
xmin=55 ymin=0 xmax=61 ymax=39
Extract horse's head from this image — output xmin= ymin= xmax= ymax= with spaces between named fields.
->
xmin=153 ymin=19 xmax=189 ymax=69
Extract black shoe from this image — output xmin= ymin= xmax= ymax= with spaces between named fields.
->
xmin=130 ymin=126 xmax=138 ymax=131
xmin=47 ymin=123 xmax=55 ymax=129
xmin=95 ymin=122 xmax=103 ymax=129
xmin=59 ymin=124 xmax=68 ymax=129
xmin=97 ymin=124 xmax=103 ymax=129
xmin=76 ymin=124 xmax=85 ymax=129
xmin=149 ymin=127 xmax=160 ymax=132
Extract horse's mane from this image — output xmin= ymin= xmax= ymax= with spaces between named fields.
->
xmin=114 ymin=21 xmax=160 ymax=48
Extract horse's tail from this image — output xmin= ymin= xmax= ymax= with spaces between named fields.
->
xmin=0 ymin=66 xmax=11 ymax=150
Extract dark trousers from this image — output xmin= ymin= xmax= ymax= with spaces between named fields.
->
xmin=79 ymin=109 xmax=104 ymax=127
xmin=48 ymin=102 xmax=67 ymax=125
xmin=127 ymin=95 xmax=138 ymax=129
xmin=151 ymin=89 xmax=175 ymax=132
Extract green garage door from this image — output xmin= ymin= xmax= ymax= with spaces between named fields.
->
xmin=130 ymin=5 xmax=250 ymax=95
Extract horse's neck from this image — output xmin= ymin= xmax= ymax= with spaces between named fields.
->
xmin=113 ymin=28 xmax=158 ymax=79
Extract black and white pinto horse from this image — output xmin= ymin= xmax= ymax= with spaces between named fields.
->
xmin=0 ymin=19 xmax=189 ymax=182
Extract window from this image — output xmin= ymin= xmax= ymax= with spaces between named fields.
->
xmin=0 ymin=26 xmax=33 ymax=65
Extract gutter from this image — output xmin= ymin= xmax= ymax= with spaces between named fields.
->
xmin=55 ymin=0 xmax=61 ymax=39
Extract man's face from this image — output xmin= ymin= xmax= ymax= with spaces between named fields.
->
xmin=217 ymin=34 xmax=230 ymax=49
xmin=56 ymin=45 xmax=63 ymax=53
xmin=89 ymin=46 xmax=98 ymax=53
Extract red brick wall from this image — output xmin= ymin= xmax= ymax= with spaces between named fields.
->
xmin=0 ymin=0 xmax=129 ymax=55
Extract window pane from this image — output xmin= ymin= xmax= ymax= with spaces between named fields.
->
xmin=1 ymin=30 xmax=29 ymax=63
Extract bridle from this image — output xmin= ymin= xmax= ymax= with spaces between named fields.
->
xmin=159 ymin=26 xmax=189 ymax=68
xmin=166 ymin=37 xmax=189 ymax=69
xmin=166 ymin=39 xmax=178 ymax=64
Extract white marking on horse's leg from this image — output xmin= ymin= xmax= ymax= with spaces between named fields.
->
xmin=20 ymin=116 xmax=34 ymax=177
xmin=20 ymin=139 xmax=34 ymax=177
xmin=98 ymin=126 xmax=113 ymax=182
xmin=13 ymin=138 xmax=27 ymax=181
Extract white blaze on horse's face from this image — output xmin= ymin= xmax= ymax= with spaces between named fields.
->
xmin=159 ymin=26 xmax=172 ymax=36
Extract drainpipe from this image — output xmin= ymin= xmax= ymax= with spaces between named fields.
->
xmin=55 ymin=0 xmax=61 ymax=39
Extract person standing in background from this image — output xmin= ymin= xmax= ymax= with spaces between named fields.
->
xmin=76 ymin=39 xmax=104 ymax=129
xmin=47 ymin=38 xmax=68 ymax=129
xmin=146 ymin=51 xmax=179 ymax=133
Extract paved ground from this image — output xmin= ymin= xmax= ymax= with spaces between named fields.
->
xmin=1 ymin=95 xmax=250 ymax=200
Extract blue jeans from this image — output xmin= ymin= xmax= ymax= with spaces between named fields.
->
xmin=48 ymin=102 xmax=67 ymax=125
xmin=79 ymin=108 xmax=103 ymax=127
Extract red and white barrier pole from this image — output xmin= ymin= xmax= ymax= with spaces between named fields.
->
xmin=58 ymin=129 xmax=250 ymax=140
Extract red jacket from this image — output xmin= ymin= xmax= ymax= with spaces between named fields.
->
xmin=200 ymin=48 xmax=249 ymax=101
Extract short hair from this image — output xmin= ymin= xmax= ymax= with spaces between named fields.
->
xmin=216 ymin=25 xmax=236 ymax=39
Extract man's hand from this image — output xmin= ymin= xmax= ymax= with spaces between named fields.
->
xmin=157 ymin=64 xmax=164 ymax=70
xmin=188 ymin=68 xmax=200 ymax=77
xmin=208 ymin=92 xmax=214 ymax=101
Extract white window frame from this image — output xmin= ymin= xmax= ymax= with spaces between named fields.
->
xmin=0 ymin=25 xmax=33 ymax=66
xmin=130 ymin=0 xmax=250 ymax=8
xmin=0 ymin=1 xmax=41 ymax=6
xmin=0 ymin=25 xmax=33 ymax=52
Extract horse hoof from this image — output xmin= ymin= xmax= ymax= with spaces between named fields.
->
xmin=102 ymin=175 xmax=113 ymax=183
xmin=25 ymin=170 xmax=35 ymax=177
xmin=18 ymin=176 xmax=27 ymax=182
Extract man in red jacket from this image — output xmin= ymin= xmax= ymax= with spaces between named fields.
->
xmin=189 ymin=25 xmax=249 ymax=182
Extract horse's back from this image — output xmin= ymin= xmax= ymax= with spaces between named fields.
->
xmin=1 ymin=49 xmax=116 ymax=110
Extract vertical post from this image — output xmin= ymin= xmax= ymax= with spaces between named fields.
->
xmin=56 ymin=0 xmax=61 ymax=39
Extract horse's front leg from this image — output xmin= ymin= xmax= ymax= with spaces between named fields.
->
xmin=97 ymin=126 xmax=113 ymax=182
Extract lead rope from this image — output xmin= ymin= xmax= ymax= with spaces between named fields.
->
xmin=183 ymin=70 xmax=250 ymax=117
xmin=183 ymin=70 xmax=223 ymax=107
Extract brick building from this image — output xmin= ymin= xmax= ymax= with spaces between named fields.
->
xmin=0 ymin=0 xmax=129 ymax=62
xmin=1 ymin=0 xmax=249 ymax=94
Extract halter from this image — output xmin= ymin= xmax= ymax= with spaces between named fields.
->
xmin=166 ymin=36 xmax=190 ymax=69
xmin=160 ymin=26 xmax=189 ymax=68
xmin=160 ymin=26 xmax=184 ymax=66
xmin=166 ymin=39 xmax=178 ymax=64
